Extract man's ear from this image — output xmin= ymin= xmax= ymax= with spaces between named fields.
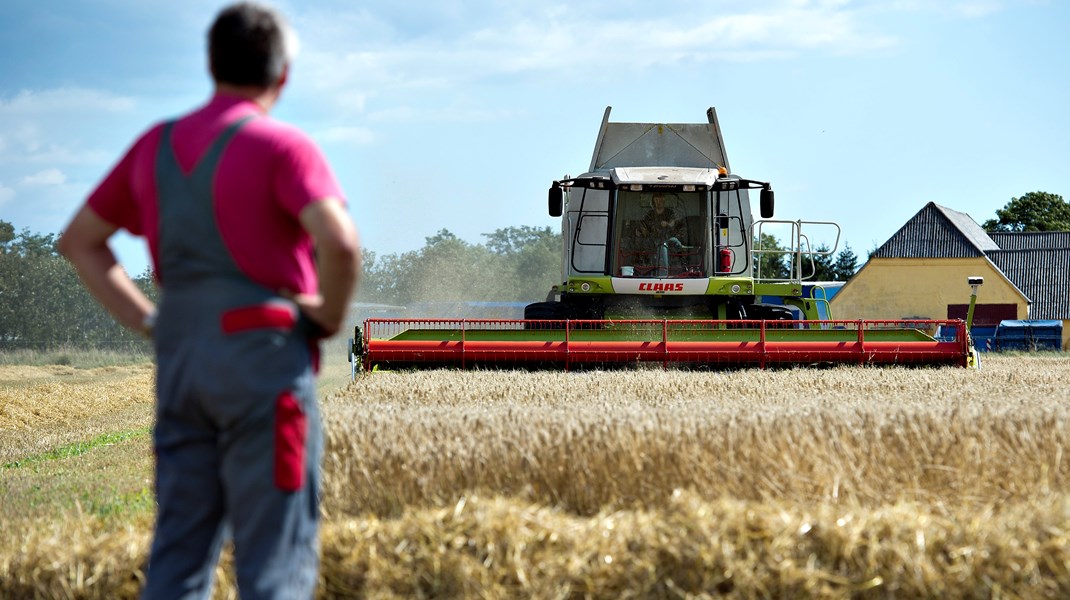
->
xmin=276 ymin=63 xmax=289 ymax=90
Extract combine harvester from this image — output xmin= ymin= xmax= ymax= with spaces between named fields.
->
xmin=353 ymin=107 xmax=979 ymax=371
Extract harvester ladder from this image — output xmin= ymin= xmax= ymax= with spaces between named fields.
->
xmin=809 ymin=284 xmax=835 ymax=320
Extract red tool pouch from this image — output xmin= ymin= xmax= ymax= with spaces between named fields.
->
xmin=274 ymin=391 xmax=307 ymax=492
xmin=221 ymin=304 xmax=296 ymax=334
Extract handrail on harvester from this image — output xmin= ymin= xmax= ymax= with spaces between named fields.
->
xmin=357 ymin=318 xmax=972 ymax=372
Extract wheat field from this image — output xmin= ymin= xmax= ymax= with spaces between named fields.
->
xmin=3 ymin=356 xmax=1070 ymax=598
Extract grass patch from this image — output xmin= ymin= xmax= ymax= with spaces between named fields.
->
xmin=82 ymin=485 xmax=155 ymax=518
xmin=3 ymin=427 xmax=151 ymax=469
xmin=0 ymin=346 xmax=153 ymax=369
xmin=1 ymin=427 xmax=155 ymax=525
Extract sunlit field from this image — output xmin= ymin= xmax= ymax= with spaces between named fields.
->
xmin=3 ymin=355 xmax=1070 ymax=598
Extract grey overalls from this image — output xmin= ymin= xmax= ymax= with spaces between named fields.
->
xmin=143 ymin=116 xmax=323 ymax=600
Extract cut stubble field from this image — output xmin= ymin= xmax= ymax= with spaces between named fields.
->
xmin=2 ymin=355 xmax=1070 ymax=598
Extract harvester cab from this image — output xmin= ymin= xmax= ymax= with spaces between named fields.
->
xmin=354 ymin=107 xmax=978 ymax=371
xmin=532 ymin=106 xmax=836 ymax=323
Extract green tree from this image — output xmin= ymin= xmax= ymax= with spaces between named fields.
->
xmin=354 ymin=249 xmax=385 ymax=303
xmin=359 ymin=227 xmax=562 ymax=307
xmin=754 ymin=232 xmax=790 ymax=279
xmin=810 ymin=244 xmax=836 ymax=281
xmin=811 ymin=243 xmax=859 ymax=281
xmin=364 ymin=248 xmax=416 ymax=306
xmin=411 ymin=230 xmax=497 ymax=303
xmin=373 ymin=229 xmax=497 ymax=306
xmin=483 ymin=225 xmax=553 ymax=256
xmin=0 ymin=221 xmax=14 ymax=247
xmin=0 ymin=220 xmax=154 ymax=349
xmin=832 ymin=245 xmax=858 ymax=280
xmin=483 ymin=226 xmax=561 ymax=300
xmin=982 ymin=191 xmax=1070 ymax=232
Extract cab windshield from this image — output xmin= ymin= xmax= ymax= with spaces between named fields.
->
xmin=613 ymin=190 xmax=706 ymax=278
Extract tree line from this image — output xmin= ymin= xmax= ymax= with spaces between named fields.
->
xmin=0 ymin=221 xmax=562 ymax=349
xmin=755 ymin=232 xmax=859 ymax=282
xmin=982 ymin=191 xmax=1070 ymax=232
xmin=359 ymin=226 xmax=560 ymax=306
xmin=0 ymin=221 xmax=156 ymax=350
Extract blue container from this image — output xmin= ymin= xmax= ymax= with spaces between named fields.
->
xmin=993 ymin=320 xmax=1062 ymax=351
xmin=971 ymin=326 xmax=998 ymax=352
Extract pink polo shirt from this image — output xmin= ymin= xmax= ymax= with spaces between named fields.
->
xmin=87 ymin=94 xmax=344 ymax=295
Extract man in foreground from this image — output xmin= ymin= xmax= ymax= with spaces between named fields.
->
xmin=58 ymin=3 xmax=360 ymax=598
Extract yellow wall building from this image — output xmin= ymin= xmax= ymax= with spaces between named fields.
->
xmin=831 ymin=202 xmax=1070 ymax=350
xmin=832 ymin=257 xmax=1027 ymax=322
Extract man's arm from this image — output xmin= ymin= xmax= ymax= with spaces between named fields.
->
xmin=292 ymin=197 xmax=361 ymax=337
xmin=57 ymin=206 xmax=156 ymax=336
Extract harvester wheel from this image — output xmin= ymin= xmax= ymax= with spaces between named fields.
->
xmin=523 ymin=301 xmax=566 ymax=329
xmin=746 ymin=304 xmax=795 ymax=320
xmin=350 ymin=326 xmax=365 ymax=360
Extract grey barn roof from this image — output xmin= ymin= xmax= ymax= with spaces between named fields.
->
xmin=989 ymin=231 xmax=1070 ymax=251
xmin=872 ymin=204 xmax=1070 ymax=320
xmin=987 ymin=249 xmax=1070 ymax=320
xmin=871 ymin=202 xmax=998 ymax=258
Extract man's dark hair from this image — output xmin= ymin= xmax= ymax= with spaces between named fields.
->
xmin=209 ymin=3 xmax=292 ymax=88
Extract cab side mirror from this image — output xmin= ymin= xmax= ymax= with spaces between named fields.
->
xmin=548 ymin=184 xmax=563 ymax=217
xmin=759 ymin=187 xmax=774 ymax=219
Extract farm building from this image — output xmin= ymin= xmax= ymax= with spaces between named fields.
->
xmin=831 ymin=202 xmax=1070 ymax=350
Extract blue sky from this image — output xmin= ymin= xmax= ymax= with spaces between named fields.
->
xmin=1 ymin=0 xmax=1067 ymax=278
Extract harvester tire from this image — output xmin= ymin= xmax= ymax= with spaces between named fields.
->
xmin=350 ymin=326 xmax=365 ymax=360
xmin=523 ymin=301 xmax=566 ymax=329
xmin=524 ymin=301 xmax=564 ymax=319
xmin=746 ymin=304 xmax=795 ymax=321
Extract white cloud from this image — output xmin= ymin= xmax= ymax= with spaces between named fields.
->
xmin=872 ymin=0 xmax=1014 ymax=18
xmin=0 ymin=183 xmax=14 ymax=205
xmin=20 ymin=168 xmax=68 ymax=187
xmin=291 ymin=1 xmax=898 ymax=121
xmin=0 ymin=175 xmax=87 ymax=237
xmin=366 ymin=105 xmax=518 ymax=125
xmin=0 ymin=87 xmax=136 ymax=115
xmin=0 ymin=87 xmax=140 ymax=168
xmin=0 ymin=88 xmax=140 ymax=235
xmin=952 ymin=1 xmax=1004 ymax=17
xmin=315 ymin=126 xmax=377 ymax=146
